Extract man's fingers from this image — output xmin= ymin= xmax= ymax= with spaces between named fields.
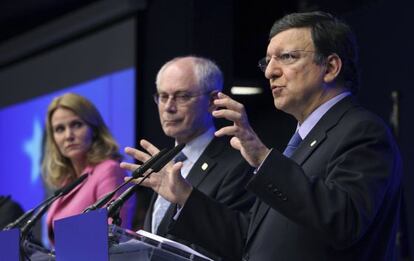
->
xmin=124 ymin=139 xmax=161 ymax=163
xmin=214 ymin=92 xmax=245 ymax=112
xmin=123 ymin=176 xmax=134 ymax=183
xmin=127 ymin=172 xmax=158 ymax=187
xmin=140 ymin=139 xmax=160 ymax=156
xmin=120 ymin=162 xmax=140 ymax=172
xmin=215 ymin=125 xmax=238 ymax=137
xmin=230 ymin=137 xmax=242 ymax=151
xmin=212 ymin=108 xmax=242 ymax=123
xmin=129 ymin=176 xmax=150 ymax=187
xmin=171 ymin=162 xmax=184 ymax=178
xmin=124 ymin=147 xmax=151 ymax=162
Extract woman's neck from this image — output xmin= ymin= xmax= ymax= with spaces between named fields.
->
xmin=71 ymin=158 xmax=87 ymax=177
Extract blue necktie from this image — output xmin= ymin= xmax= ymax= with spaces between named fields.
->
xmin=283 ymin=131 xmax=302 ymax=157
xmin=152 ymin=152 xmax=187 ymax=233
xmin=173 ymin=152 xmax=187 ymax=164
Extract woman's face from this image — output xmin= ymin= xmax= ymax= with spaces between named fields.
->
xmin=51 ymin=107 xmax=93 ymax=162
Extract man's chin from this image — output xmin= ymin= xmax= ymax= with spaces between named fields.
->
xmin=163 ymin=128 xmax=181 ymax=138
xmin=273 ymin=99 xmax=283 ymax=110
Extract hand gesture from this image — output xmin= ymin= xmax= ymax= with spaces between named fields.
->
xmin=213 ymin=92 xmax=270 ymax=167
xmin=120 ymin=139 xmax=192 ymax=206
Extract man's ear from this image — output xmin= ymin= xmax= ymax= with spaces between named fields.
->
xmin=323 ymin=53 xmax=342 ymax=83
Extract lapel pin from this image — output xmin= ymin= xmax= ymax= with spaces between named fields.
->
xmin=310 ymin=140 xmax=317 ymax=147
xmin=201 ymin=162 xmax=208 ymax=171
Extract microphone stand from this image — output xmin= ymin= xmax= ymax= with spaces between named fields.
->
xmin=3 ymin=208 xmax=35 ymax=231
xmin=20 ymin=174 xmax=88 ymax=236
xmin=16 ymin=174 xmax=88 ymax=260
xmin=107 ymin=181 xmax=142 ymax=226
xmin=83 ymin=148 xmax=169 ymax=213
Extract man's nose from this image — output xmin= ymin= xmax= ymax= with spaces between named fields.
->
xmin=265 ymin=58 xmax=283 ymax=80
xmin=164 ymin=96 xmax=177 ymax=111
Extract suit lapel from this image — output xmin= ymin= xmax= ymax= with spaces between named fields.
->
xmin=185 ymin=137 xmax=224 ymax=187
xmin=143 ymin=193 xmax=157 ymax=232
xmin=291 ymin=131 xmax=327 ymax=164
xmin=292 ymin=96 xmax=358 ymax=164
xmin=157 ymin=137 xmax=224 ymax=234
xmin=246 ymin=96 xmax=359 ymax=246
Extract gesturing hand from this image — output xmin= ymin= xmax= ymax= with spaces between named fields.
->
xmin=212 ymin=92 xmax=270 ymax=167
xmin=120 ymin=139 xmax=192 ymax=206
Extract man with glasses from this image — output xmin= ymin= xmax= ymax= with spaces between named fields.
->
xmin=121 ymin=56 xmax=254 ymax=254
xmin=126 ymin=12 xmax=402 ymax=260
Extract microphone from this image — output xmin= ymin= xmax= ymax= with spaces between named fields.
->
xmin=107 ymin=143 xmax=185 ymax=220
xmin=19 ymin=174 xmax=88 ymax=237
xmin=55 ymin=173 xmax=88 ymax=197
xmin=148 ymin=143 xmax=185 ymax=172
xmin=131 ymin=147 xmax=169 ymax=178
xmin=3 ymin=174 xmax=88 ymax=231
xmin=82 ymin=148 xmax=169 ymax=213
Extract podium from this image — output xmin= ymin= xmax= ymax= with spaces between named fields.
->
xmin=54 ymin=209 xmax=211 ymax=261
xmin=0 ymin=229 xmax=54 ymax=261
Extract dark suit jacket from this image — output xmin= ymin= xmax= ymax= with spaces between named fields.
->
xmin=169 ymin=97 xmax=402 ymax=261
xmin=143 ymin=136 xmax=254 ymax=237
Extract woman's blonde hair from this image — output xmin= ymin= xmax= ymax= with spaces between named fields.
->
xmin=42 ymin=93 xmax=122 ymax=188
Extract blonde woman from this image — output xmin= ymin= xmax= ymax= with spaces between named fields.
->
xmin=43 ymin=93 xmax=132 ymax=243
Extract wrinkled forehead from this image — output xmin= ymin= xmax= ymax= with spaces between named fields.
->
xmin=267 ymin=27 xmax=314 ymax=55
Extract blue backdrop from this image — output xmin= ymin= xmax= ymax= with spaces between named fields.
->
xmin=0 ymin=67 xmax=135 ymax=212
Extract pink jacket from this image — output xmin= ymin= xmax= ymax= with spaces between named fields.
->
xmin=46 ymin=159 xmax=134 ymax=243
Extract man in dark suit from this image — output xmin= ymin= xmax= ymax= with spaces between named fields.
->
xmin=129 ymin=11 xmax=402 ymax=260
xmin=121 ymin=56 xmax=254 ymax=244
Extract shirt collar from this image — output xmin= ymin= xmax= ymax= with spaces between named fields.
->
xmin=176 ymin=127 xmax=215 ymax=164
xmin=297 ymin=92 xmax=351 ymax=139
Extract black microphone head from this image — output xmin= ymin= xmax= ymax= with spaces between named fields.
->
xmin=55 ymin=173 xmax=88 ymax=196
xmin=105 ymin=144 xmax=185 ymax=222
xmin=151 ymin=143 xmax=185 ymax=172
xmin=132 ymin=148 xmax=168 ymax=178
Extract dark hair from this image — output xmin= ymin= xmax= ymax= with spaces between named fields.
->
xmin=269 ymin=11 xmax=359 ymax=93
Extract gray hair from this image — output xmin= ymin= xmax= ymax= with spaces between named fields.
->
xmin=155 ymin=56 xmax=223 ymax=93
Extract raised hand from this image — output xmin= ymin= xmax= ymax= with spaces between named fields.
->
xmin=119 ymin=139 xmax=159 ymax=177
xmin=212 ymin=92 xmax=270 ymax=167
xmin=120 ymin=139 xmax=192 ymax=206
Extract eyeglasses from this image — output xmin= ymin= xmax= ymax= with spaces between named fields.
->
xmin=153 ymin=91 xmax=211 ymax=105
xmin=258 ymin=50 xmax=316 ymax=72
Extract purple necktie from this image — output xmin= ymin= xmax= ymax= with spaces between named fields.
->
xmin=283 ymin=131 xmax=302 ymax=157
